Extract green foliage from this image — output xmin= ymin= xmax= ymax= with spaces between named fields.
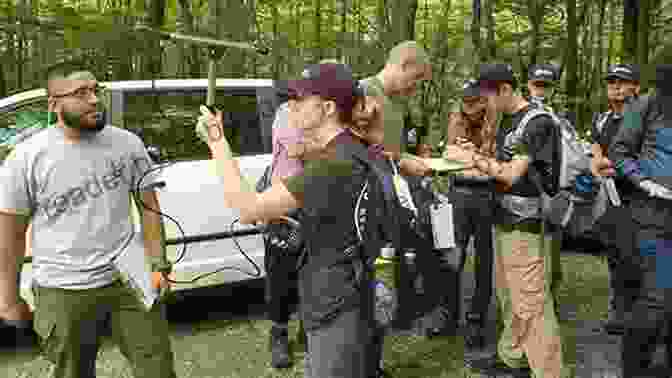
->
xmin=0 ymin=0 xmax=669 ymax=153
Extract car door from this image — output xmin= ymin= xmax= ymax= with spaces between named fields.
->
xmin=119 ymin=82 xmax=277 ymax=291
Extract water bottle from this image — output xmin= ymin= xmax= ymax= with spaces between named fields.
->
xmin=374 ymin=280 xmax=396 ymax=328
xmin=405 ymin=251 xmax=424 ymax=294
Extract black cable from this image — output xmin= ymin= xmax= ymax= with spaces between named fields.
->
xmin=127 ymin=41 xmax=263 ymax=284
xmin=132 ymin=161 xmax=263 ymax=283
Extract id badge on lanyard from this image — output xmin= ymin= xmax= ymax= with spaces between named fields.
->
xmin=429 ymin=200 xmax=456 ymax=249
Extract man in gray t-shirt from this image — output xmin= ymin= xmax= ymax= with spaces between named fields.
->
xmin=0 ymin=67 xmax=176 ymax=378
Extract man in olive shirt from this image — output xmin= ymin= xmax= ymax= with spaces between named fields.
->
xmin=359 ymin=40 xmax=433 ymax=177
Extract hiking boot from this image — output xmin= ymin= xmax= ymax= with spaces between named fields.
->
xmin=269 ymin=326 xmax=292 ymax=369
xmin=466 ymin=354 xmax=532 ymax=377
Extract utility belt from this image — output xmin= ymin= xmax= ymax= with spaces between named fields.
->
xmin=499 ymin=194 xmax=543 ymax=219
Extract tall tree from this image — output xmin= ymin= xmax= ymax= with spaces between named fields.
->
xmin=526 ymin=0 xmax=544 ymax=67
xmin=471 ymin=0 xmax=482 ymax=66
xmin=564 ymin=0 xmax=578 ymax=118
xmin=623 ymin=0 xmax=639 ymax=62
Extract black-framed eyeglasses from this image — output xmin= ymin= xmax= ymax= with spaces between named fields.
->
xmin=531 ymin=81 xmax=553 ymax=88
xmin=51 ymin=85 xmax=106 ymax=100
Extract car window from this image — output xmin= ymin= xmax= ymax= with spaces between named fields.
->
xmin=0 ymin=99 xmax=49 ymax=130
xmin=123 ymin=89 xmax=265 ymax=162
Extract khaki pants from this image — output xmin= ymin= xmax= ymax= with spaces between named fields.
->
xmin=32 ymin=280 xmax=176 ymax=378
xmin=494 ymin=222 xmax=569 ymax=378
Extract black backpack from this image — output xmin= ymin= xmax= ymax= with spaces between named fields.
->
xmin=349 ymin=150 xmax=445 ymax=330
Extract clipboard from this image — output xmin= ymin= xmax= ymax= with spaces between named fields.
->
xmin=419 ymin=158 xmax=470 ymax=174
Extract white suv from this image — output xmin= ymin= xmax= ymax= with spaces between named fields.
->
xmin=0 ymin=79 xmax=283 ymax=309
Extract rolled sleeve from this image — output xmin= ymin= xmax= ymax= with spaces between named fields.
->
xmin=272 ymin=125 xmax=305 ymax=179
xmin=609 ymin=102 xmax=648 ymax=186
xmin=129 ymin=138 xmax=161 ymax=192
xmin=0 ymin=147 xmax=32 ymax=216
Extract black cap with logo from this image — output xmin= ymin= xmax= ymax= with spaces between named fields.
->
xmin=462 ymin=79 xmax=481 ymax=97
xmin=528 ymin=64 xmax=557 ymax=83
xmin=605 ymin=64 xmax=640 ymax=82
xmin=279 ymin=63 xmax=364 ymax=109
xmin=477 ymin=63 xmax=517 ymax=91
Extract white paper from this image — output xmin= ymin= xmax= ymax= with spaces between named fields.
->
xmin=603 ymin=177 xmax=621 ymax=207
xmin=430 ymin=202 xmax=456 ymax=249
xmin=111 ymin=233 xmax=158 ymax=312
xmin=393 ymin=175 xmax=418 ymax=216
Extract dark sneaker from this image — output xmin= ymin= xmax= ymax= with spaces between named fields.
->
xmin=464 ymin=321 xmax=486 ymax=350
xmin=269 ymin=326 xmax=292 ymax=369
xmin=466 ymin=355 xmax=532 ymax=377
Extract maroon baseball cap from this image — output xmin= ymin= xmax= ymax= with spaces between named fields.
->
xmin=280 ymin=63 xmax=364 ymax=109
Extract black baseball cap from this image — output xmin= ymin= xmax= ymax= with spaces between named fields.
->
xmin=528 ymin=64 xmax=557 ymax=83
xmin=462 ymin=79 xmax=481 ymax=97
xmin=477 ymin=63 xmax=517 ymax=90
xmin=280 ymin=63 xmax=364 ymax=109
xmin=605 ymin=64 xmax=640 ymax=82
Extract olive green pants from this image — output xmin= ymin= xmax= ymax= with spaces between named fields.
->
xmin=32 ymin=279 xmax=176 ymax=378
xmin=494 ymin=222 xmax=570 ymax=378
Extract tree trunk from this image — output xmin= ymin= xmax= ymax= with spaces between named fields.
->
xmin=471 ymin=0 xmax=482 ymax=67
xmin=565 ymin=0 xmax=578 ymax=117
xmin=623 ymin=0 xmax=639 ymax=62
xmin=527 ymin=0 xmax=543 ymax=67
xmin=314 ymin=0 xmax=322 ymax=60
xmin=0 ymin=53 xmax=6 ymax=98
xmin=338 ymin=0 xmax=348 ymax=63
xmin=637 ymin=0 xmax=650 ymax=83
xmin=593 ymin=0 xmax=607 ymax=110
xmin=271 ymin=3 xmax=281 ymax=79
xmin=485 ymin=0 xmax=496 ymax=60
xmin=177 ymin=0 xmax=200 ymax=78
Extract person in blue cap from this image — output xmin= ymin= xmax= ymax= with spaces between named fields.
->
xmin=589 ymin=63 xmax=642 ymax=335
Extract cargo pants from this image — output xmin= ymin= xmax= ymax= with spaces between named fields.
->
xmin=32 ymin=279 xmax=176 ymax=378
xmin=494 ymin=221 xmax=571 ymax=378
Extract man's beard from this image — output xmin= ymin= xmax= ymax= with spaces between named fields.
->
xmin=62 ymin=109 xmax=106 ymax=135
xmin=464 ymin=109 xmax=485 ymax=124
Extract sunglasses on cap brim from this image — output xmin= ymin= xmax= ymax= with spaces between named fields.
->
xmin=530 ymin=81 xmax=554 ymax=88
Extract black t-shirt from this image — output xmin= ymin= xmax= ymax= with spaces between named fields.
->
xmin=283 ymin=131 xmax=385 ymax=330
xmin=495 ymin=106 xmax=558 ymax=224
xmin=591 ymin=112 xmax=624 ymax=152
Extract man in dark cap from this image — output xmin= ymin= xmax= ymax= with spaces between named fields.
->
xmin=527 ymin=63 xmax=559 ymax=111
xmin=438 ymin=78 xmax=497 ymax=348
xmin=589 ymin=63 xmax=641 ymax=335
xmin=463 ymin=63 xmax=570 ymax=378
xmin=609 ymin=63 xmax=672 ymax=377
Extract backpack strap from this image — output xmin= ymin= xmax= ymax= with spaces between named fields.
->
xmin=594 ymin=111 xmax=612 ymax=136
xmin=513 ymin=108 xmax=562 ymax=218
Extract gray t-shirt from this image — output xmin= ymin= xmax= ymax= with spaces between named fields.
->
xmin=0 ymin=126 xmax=158 ymax=290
